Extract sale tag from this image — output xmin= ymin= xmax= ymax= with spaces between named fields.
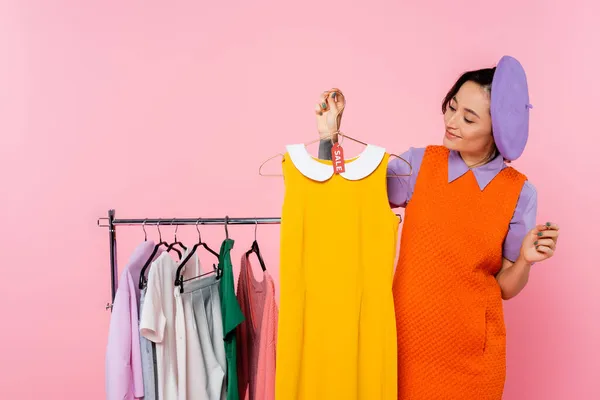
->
xmin=331 ymin=143 xmax=345 ymax=174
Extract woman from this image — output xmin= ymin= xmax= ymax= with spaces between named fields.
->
xmin=315 ymin=56 xmax=560 ymax=399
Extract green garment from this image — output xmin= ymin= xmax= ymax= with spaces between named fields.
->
xmin=219 ymin=238 xmax=245 ymax=400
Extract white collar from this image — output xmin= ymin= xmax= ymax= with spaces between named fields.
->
xmin=286 ymin=143 xmax=386 ymax=181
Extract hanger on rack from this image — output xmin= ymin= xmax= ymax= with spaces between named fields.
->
xmin=142 ymin=219 xmax=148 ymax=241
xmin=139 ymin=221 xmax=179 ymax=289
xmin=174 ymin=218 xmax=220 ymax=292
xmin=246 ymin=219 xmax=266 ymax=271
xmin=163 ymin=220 xmax=183 ymax=260
xmin=258 ymin=88 xmax=413 ymax=178
xmin=212 ymin=216 xmax=231 ymax=276
xmin=166 ymin=219 xmax=187 ymax=256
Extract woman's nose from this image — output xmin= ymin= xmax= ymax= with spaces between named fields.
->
xmin=446 ymin=113 xmax=459 ymax=128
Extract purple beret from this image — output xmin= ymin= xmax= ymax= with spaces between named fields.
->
xmin=491 ymin=55 xmax=533 ymax=161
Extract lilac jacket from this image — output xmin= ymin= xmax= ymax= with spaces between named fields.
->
xmin=105 ymin=241 xmax=159 ymax=400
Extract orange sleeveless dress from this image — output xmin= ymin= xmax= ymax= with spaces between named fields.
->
xmin=392 ymin=146 xmax=526 ymax=399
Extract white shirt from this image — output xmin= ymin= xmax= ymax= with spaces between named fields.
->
xmin=140 ymin=252 xmax=180 ymax=400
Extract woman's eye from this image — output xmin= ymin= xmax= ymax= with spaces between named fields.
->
xmin=464 ymin=118 xmax=473 ymax=124
xmin=449 ymin=105 xmax=456 ymax=111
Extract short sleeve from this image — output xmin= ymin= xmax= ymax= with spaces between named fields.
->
xmin=387 ymin=147 xmax=425 ymax=208
xmin=222 ymin=267 xmax=245 ymax=339
xmin=502 ymin=181 xmax=538 ymax=262
xmin=139 ymin=261 xmax=167 ymax=343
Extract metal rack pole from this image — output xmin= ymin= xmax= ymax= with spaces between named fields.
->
xmin=108 ymin=209 xmax=116 ymax=309
xmin=108 ymin=217 xmax=282 ymax=226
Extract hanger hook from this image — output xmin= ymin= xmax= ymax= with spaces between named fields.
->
xmin=172 ymin=218 xmax=178 ymax=241
xmin=254 ymin=218 xmax=258 ymax=241
xmin=196 ymin=218 xmax=202 ymax=242
xmin=224 ymin=216 xmax=229 ymax=239
xmin=142 ymin=219 xmax=148 ymax=241
xmin=156 ymin=221 xmax=162 ymax=242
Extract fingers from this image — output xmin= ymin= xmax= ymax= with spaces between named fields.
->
xmin=536 ymin=222 xmax=560 ymax=231
xmin=316 ymin=92 xmax=337 ymax=114
xmin=320 ymin=93 xmax=329 ymax=111
xmin=326 ymin=91 xmax=340 ymax=114
xmin=545 ymin=221 xmax=560 ymax=230
xmin=534 ymin=238 xmax=555 ymax=249
xmin=535 ymin=229 xmax=559 ymax=239
xmin=315 ymin=103 xmax=324 ymax=115
xmin=535 ymin=245 xmax=554 ymax=256
xmin=532 ymin=222 xmax=560 ymax=246
xmin=314 ymin=93 xmax=326 ymax=116
xmin=332 ymin=89 xmax=345 ymax=110
xmin=316 ymin=93 xmax=337 ymax=117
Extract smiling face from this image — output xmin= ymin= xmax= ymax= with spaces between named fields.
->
xmin=442 ymin=80 xmax=496 ymax=164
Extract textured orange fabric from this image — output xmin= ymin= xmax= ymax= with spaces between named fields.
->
xmin=392 ymin=145 xmax=527 ymax=400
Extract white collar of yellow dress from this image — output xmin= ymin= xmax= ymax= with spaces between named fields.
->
xmin=286 ymin=143 xmax=386 ymax=182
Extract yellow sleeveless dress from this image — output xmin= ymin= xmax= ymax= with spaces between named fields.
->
xmin=275 ymin=143 xmax=400 ymax=400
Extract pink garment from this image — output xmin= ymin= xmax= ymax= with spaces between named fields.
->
xmin=105 ymin=241 xmax=159 ymax=400
xmin=236 ymin=253 xmax=278 ymax=400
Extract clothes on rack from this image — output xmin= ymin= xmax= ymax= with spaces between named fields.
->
xmin=275 ymin=144 xmax=400 ymax=399
xmin=105 ymin=241 xmax=160 ymax=400
xmin=218 ymin=238 xmax=245 ymax=400
xmin=106 ymin=234 xmax=279 ymax=400
xmin=236 ymin=253 xmax=278 ymax=400
xmin=175 ymin=254 xmax=226 ymax=400
xmin=140 ymin=251 xmax=182 ymax=400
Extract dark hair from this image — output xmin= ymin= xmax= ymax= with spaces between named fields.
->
xmin=442 ymin=67 xmax=508 ymax=164
xmin=441 ymin=67 xmax=496 ymax=114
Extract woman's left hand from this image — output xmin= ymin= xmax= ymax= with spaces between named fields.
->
xmin=520 ymin=222 xmax=560 ymax=264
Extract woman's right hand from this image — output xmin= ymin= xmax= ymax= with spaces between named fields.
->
xmin=315 ymin=88 xmax=345 ymax=141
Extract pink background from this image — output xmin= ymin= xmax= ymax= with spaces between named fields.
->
xmin=1 ymin=1 xmax=597 ymax=399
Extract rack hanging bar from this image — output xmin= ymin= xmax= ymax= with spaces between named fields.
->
xmin=98 ymin=216 xmax=281 ymax=227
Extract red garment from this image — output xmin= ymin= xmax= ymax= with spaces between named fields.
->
xmin=236 ymin=254 xmax=278 ymax=400
xmin=393 ymin=145 xmax=527 ymax=399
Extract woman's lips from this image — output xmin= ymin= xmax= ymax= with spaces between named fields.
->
xmin=445 ymin=130 xmax=461 ymax=140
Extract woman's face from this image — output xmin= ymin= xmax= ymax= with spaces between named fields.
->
xmin=443 ymin=81 xmax=495 ymax=160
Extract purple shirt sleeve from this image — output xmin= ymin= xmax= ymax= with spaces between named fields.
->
xmin=502 ymin=181 xmax=538 ymax=262
xmin=386 ymin=147 xmax=424 ymax=208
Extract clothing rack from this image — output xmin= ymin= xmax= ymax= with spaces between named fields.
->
xmin=97 ymin=209 xmax=281 ymax=311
